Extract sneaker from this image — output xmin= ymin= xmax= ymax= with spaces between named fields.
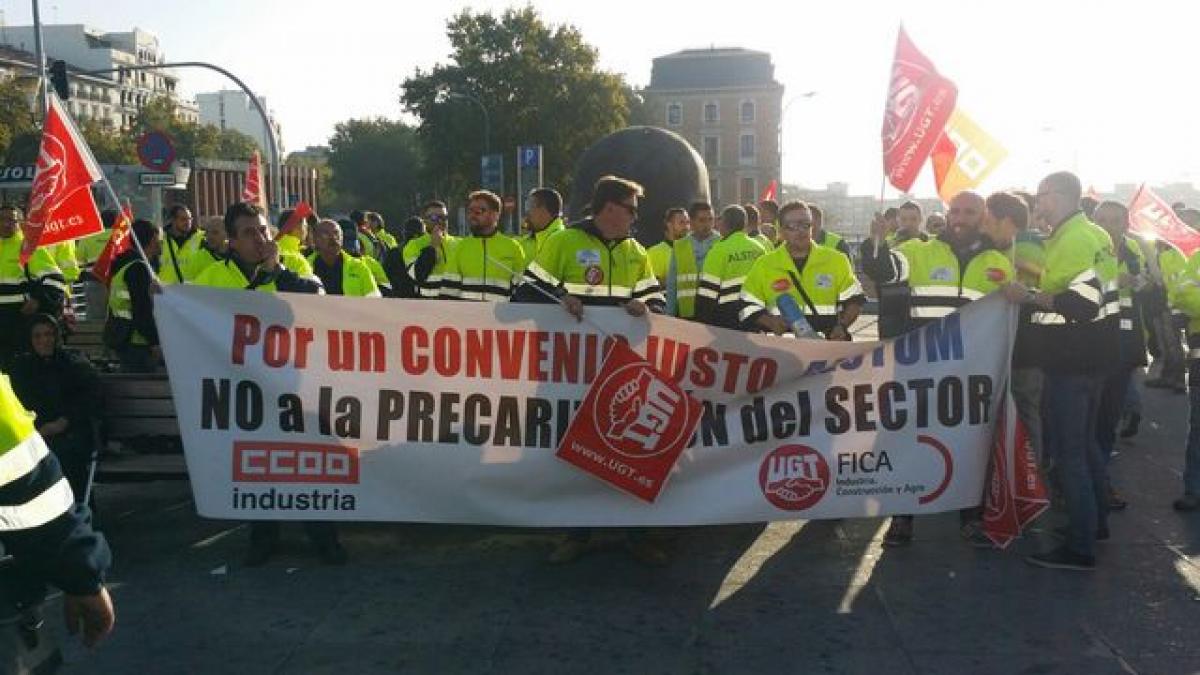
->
xmin=243 ymin=542 xmax=275 ymax=567
xmin=1119 ymin=413 xmax=1141 ymax=438
xmin=625 ymin=538 xmax=670 ymax=567
xmin=1173 ymin=495 xmax=1200 ymax=512
xmin=316 ymin=541 xmax=349 ymax=566
xmin=1025 ymin=547 xmax=1095 ymax=571
xmin=547 ymin=538 xmax=589 ymax=564
xmin=882 ymin=518 xmax=913 ymax=547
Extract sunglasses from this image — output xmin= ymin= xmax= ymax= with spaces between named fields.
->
xmin=779 ymin=219 xmax=813 ymax=231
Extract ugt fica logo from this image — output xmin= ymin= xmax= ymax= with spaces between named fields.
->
xmin=593 ymin=362 xmax=691 ymax=459
xmin=759 ymin=444 xmax=830 ymax=511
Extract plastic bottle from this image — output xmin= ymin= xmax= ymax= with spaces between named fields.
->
xmin=776 ymin=294 xmax=820 ymax=339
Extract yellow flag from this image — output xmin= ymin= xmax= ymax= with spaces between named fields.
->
xmin=937 ymin=109 xmax=1007 ymax=203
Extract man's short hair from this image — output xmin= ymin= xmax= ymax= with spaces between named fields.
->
xmin=1080 ymin=196 xmax=1099 ymax=218
xmin=590 ymin=175 xmax=643 ymax=216
xmin=422 ymin=200 xmax=447 ymax=213
xmin=899 ymin=200 xmax=922 ymax=214
xmin=743 ymin=203 xmax=760 ymax=225
xmin=883 ymin=207 xmax=899 ymax=220
xmin=1012 ymin=191 xmax=1036 ymax=212
xmin=808 ymin=203 xmax=824 ymax=223
xmin=530 ymin=188 xmax=562 ymax=217
xmin=663 ymin=206 xmax=687 ymax=223
xmin=1095 ymin=200 xmax=1130 ymax=224
xmin=468 ymin=190 xmax=501 ymax=212
xmin=367 ymin=211 xmax=384 ymax=227
xmin=688 ymin=201 xmax=713 ymax=220
xmin=721 ymin=205 xmax=747 ymax=231
xmin=758 ymin=199 xmax=779 ymax=213
xmin=131 ymin=219 xmax=159 ymax=248
xmin=167 ymin=204 xmax=189 ymax=220
xmin=778 ymin=200 xmax=812 ymax=223
xmin=986 ymin=192 xmax=1029 ymax=231
xmin=349 ymin=209 xmax=366 ymax=224
xmin=224 ymin=201 xmax=265 ymax=239
xmin=1043 ymin=171 xmax=1083 ymax=206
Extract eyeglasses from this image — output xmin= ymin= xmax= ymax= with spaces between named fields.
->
xmin=779 ymin=219 xmax=813 ymax=231
xmin=427 ymin=213 xmax=446 ymax=222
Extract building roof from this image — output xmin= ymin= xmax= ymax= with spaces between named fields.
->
xmin=647 ymin=47 xmax=780 ymax=91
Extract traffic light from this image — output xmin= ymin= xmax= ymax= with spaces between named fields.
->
xmin=49 ymin=60 xmax=69 ymax=100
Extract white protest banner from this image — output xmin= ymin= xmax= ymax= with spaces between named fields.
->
xmin=154 ymin=286 xmax=1015 ymax=526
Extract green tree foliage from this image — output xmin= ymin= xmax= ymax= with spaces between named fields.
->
xmin=285 ymin=151 xmax=338 ymax=213
xmin=0 ymin=76 xmax=37 ymax=162
xmin=401 ymin=6 xmax=632 ymax=202
xmin=78 ymin=118 xmax=137 ymax=164
xmin=131 ymin=96 xmax=259 ymax=161
xmin=326 ymin=118 xmax=424 ymax=222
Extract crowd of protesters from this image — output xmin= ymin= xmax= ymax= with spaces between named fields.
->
xmin=1 ymin=168 xmax=1198 ymax=573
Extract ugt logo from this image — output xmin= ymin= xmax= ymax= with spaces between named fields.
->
xmin=27 ymin=135 xmax=68 ymax=223
xmin=593 ymin=363 xmax=690 ymax=459
xmin=759 ymin=444 xmax=830 ymax=511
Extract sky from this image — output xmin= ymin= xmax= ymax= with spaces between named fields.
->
xmin=2 ymin=0 xmax=1198 ymax=199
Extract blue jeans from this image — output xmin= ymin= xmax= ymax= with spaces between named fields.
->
xmin=1044 ymin=373 xmax=1109 ymax=557
xmin=1183 ymin=361 xmax=1200 ymax=496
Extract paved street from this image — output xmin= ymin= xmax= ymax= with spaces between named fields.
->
xmin=46 ymin=381 xmax=1200 ymax=674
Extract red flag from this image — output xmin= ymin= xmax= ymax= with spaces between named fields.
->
xmin=881 ymin=27 xmax=958 ymax=193
xmin=280 ymin=200 xmax=315 ymax=237
xmin=241 ymin=150 xmax=264 ymax=207
xmin=556 ymin=340 xmax=703 ymax=503
xmin=758 ymin=180 xmax=778 ymax=203
xmin=930 ymin=132 xmax=957 ymax=200
xmin=1128 ymin=184 xmax=1200 ymax=256
xmin=21 ymin=92 xmax=105 ymax=264
xmin=983 ymin=390 xmax=1050 ymax=548
xmin=91 ymin=205 xmax=134 ymax=287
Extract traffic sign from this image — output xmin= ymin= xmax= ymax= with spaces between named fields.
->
xmin=516 ymin=145 xmax=543 ymax=232
xmin=139 ymin=172 xmax=177 ymax=186
xmin=481 ymin=154 xmax=504 ymax=194
xmin=137 ymin=131 xmax=176 ymax=172
xmin=519 ymin=145 xmax=541 ymax=169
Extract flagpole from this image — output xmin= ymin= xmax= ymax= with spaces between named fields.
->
xmin=48 ymin=90 xmax=159 ymax=279
xmin=31 ymin=0 xmax=47 ymax=117
xmin=484 ymin=254 xmax=614 ymax=339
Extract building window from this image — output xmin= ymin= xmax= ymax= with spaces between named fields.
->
xmin=709 ymin=178 xmax=720 ymax=203
xmin=702 ymin=136 xmax=719 ymax=167
xmin=740 ymin=100 xmax=755 ymax=123
xmin=666 ymin=102 xmax=682 ymax=126
xmin=704 ymin=101 xmax=719 ymax=124
xmin=740 ymin=133 xmax=756 ymax=162
xmin=740 ymin=177 xmax=756 ymax=203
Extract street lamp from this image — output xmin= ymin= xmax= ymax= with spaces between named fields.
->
xmin=446 ymin=90 xmax=490 ymax=154
xmin=779 ymin=90 xmax=818 ymax=189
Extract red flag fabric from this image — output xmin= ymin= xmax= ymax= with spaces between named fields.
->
xmin=880 ymin=27 xmax=958 ymax=193
xmin=930 ymin=132 xmax=958 ymax=200
xmin=21 ymin=92 xmax=105 ymax=264
xmin=556 ymin=340 xmax=703 ymax=503
xmin=983 ymin=390 xmax=1050 ymax=548
xmin=241 ymin=150 xmax=264 ymax=207
xmin=758 ymin=180 xmax=778 ymax=203
xmin=1128 ymin=184 xmax=1200 ymax=256
xmin=280 ymin=200 xmax=315 ymax=237
xmin=91 ymin=205 xmax=133 ymax=287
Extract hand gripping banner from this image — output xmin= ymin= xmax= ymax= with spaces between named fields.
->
xmin=155 ymin=287 xmax=1016 ymax=526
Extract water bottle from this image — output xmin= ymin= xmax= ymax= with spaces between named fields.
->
xmin=776 ymin=294 xmax=820 ymax=339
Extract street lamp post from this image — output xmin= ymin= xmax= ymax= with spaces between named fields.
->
xmin=446 ymin=90 xmax=490 ymax=154
xmin=81 ymin=61 xmax=284 ymax=215
xmin=779 ymin=90 xmax=818 ymax=189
